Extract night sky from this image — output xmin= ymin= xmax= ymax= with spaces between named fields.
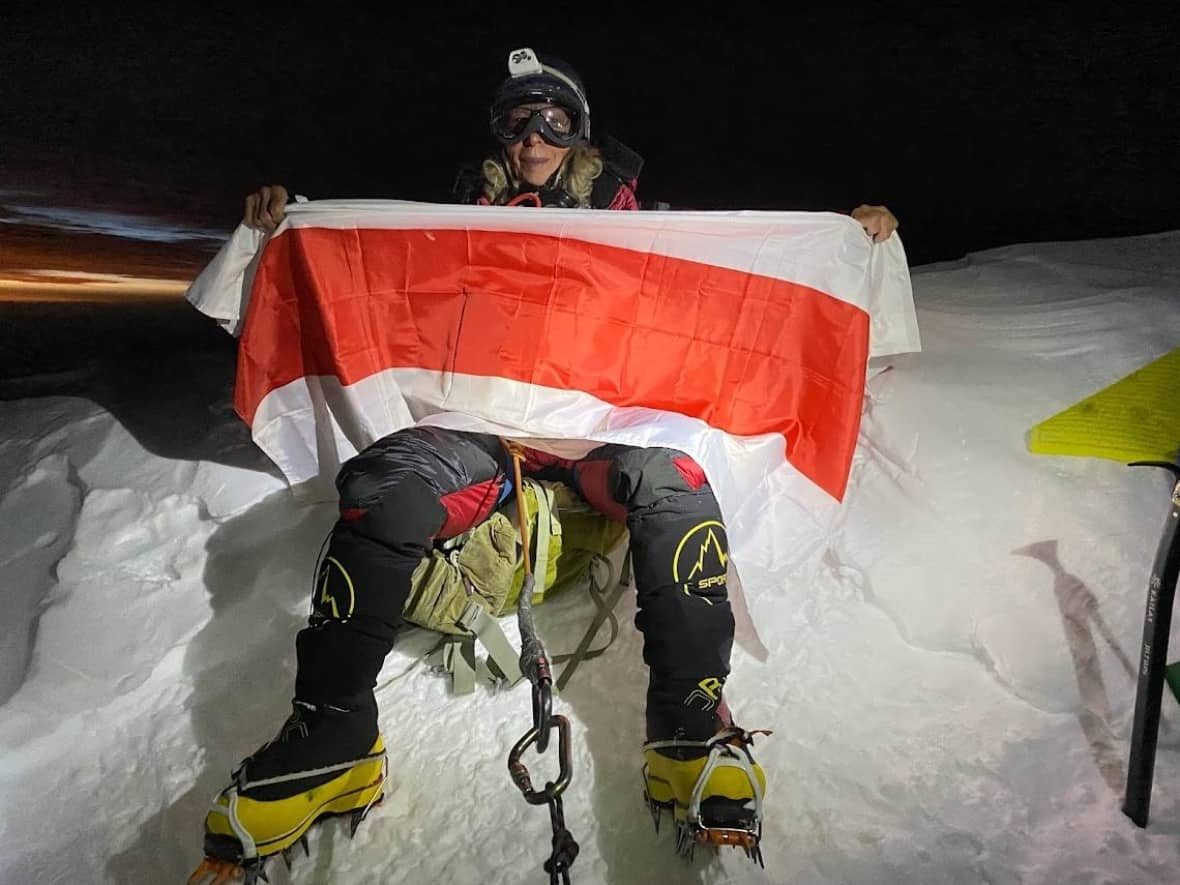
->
xmin=1 ymin=7 xmax=1178 ymax=279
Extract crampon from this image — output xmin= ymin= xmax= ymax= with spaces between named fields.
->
xmin=187 ymin=740 xmax=387 ymax=885
xmin=187 ymin=804 xmax=377 ymax=885
xmin=642 ymin=726 xmax=770 ymax=867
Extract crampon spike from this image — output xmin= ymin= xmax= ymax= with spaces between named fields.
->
xmin=671 ymin=822 xmax=763 ymax=867
xmin=645 ymin=795 xmax=664 ymax=833
xmin=188 ymin=857 xmax=267 ymax=885
xmin=187 ymin=858 xmax=236 ymax=885
xmin=749 ymin=842 xmax=765 ymax=868
xmin=347 ymin=784 xmax=385 ymax=840
xmin=349 ymin=807 xmax=369 ymax=839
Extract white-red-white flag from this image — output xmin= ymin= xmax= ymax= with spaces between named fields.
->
xmin=188 ymin=200 xmax=919 ymax=600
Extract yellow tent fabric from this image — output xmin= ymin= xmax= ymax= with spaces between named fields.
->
xmin=1028 ymin=347 xmax=1180 ymax=464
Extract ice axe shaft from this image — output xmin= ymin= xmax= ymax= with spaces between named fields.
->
xmin=1122 ymin=462 xmax=1180 ymax=828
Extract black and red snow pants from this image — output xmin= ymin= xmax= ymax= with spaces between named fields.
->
xmin=298 ymin=426 xmax=735 ymax=741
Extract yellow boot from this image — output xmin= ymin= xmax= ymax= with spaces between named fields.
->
xmin=189 ymin=701 xmax=387 ymax=885
xmin=643 ymin=726 xmax=769 ymax=865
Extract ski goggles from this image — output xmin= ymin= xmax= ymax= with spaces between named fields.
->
xmin=490 ymin=103 xmax=586 ymax=147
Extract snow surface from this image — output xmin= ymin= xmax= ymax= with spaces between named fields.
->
xmin=2 ymin=230 xmax=1180 ymax=884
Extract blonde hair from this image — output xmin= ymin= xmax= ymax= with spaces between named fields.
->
xmin=481 ymin=143 xmax=604 ymax=207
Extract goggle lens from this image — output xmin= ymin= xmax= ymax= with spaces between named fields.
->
xmin=491 ymin=104 xmax=581 ymax=145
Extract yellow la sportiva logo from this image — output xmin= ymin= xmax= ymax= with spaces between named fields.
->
xmin=316 ymin=556 xmax=356 ymax=620
xmin=684 ymin=676 xmax=725 ymax=712
xmin=672 ymin=520 xmax=729 ymax=601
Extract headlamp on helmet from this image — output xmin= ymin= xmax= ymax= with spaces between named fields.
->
xmin=489 ymin=47 xmax=590 ymax=148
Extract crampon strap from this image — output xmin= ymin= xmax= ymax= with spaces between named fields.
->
xmin=645 ymin=727 xmax=772 ymax=827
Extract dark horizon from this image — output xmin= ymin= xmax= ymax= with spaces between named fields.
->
xmin=2 ymin=8 xmax=1178 ymax=273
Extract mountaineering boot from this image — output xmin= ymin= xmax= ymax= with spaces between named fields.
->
xmin=642 ymin=724 xmax=770 ymax=866
xmin=189 ymin=699 xmax=387 ymax=885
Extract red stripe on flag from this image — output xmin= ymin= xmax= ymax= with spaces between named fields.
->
xmin=234 ymin=227 xmax=869 ymax=499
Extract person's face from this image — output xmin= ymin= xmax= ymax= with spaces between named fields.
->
xmin=504 ymin=104 xmax=573 ymax=186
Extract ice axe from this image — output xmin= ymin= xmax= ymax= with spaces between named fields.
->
xmin=1122 ymin=460 xmax=1180 ymax=828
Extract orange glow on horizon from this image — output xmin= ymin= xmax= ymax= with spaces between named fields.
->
xmin=0 ymin=269 xmax=192 ymax=302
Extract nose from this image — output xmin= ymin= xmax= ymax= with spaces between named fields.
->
xmin=522 ymin=131 xmax=545 ymax=147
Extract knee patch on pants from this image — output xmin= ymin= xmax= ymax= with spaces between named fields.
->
xmin=312 ymin=529 xmax=416 ymax=631
xmin=298 ymin=529 xmax=418 ymax=707
xmin=628 ymin=490 xmax=729 ymax=606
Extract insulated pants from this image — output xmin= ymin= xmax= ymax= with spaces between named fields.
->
xmin=297 ymin=426 xmax=735 ymax=741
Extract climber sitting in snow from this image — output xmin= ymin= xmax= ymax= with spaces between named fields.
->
xmin=192 ymin=46 xmax=899 ymax=884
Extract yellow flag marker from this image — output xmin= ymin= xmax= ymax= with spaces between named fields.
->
xmin=1028 ymin=347 xmax=1180 ymax=464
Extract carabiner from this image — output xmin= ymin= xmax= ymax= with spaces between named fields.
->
xmin=508 ymin=714 xmax=574 ymax=805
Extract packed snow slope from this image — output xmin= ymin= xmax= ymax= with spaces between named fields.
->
xmin=1 ymin=230 xmax=1179 ymax=885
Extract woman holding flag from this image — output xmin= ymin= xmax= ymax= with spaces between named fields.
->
xmin=192 ymin=46 xmax=898 ymax=884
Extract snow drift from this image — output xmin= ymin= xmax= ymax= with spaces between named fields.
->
xmin=2 ymin=230 xmax=1179 ymax=884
